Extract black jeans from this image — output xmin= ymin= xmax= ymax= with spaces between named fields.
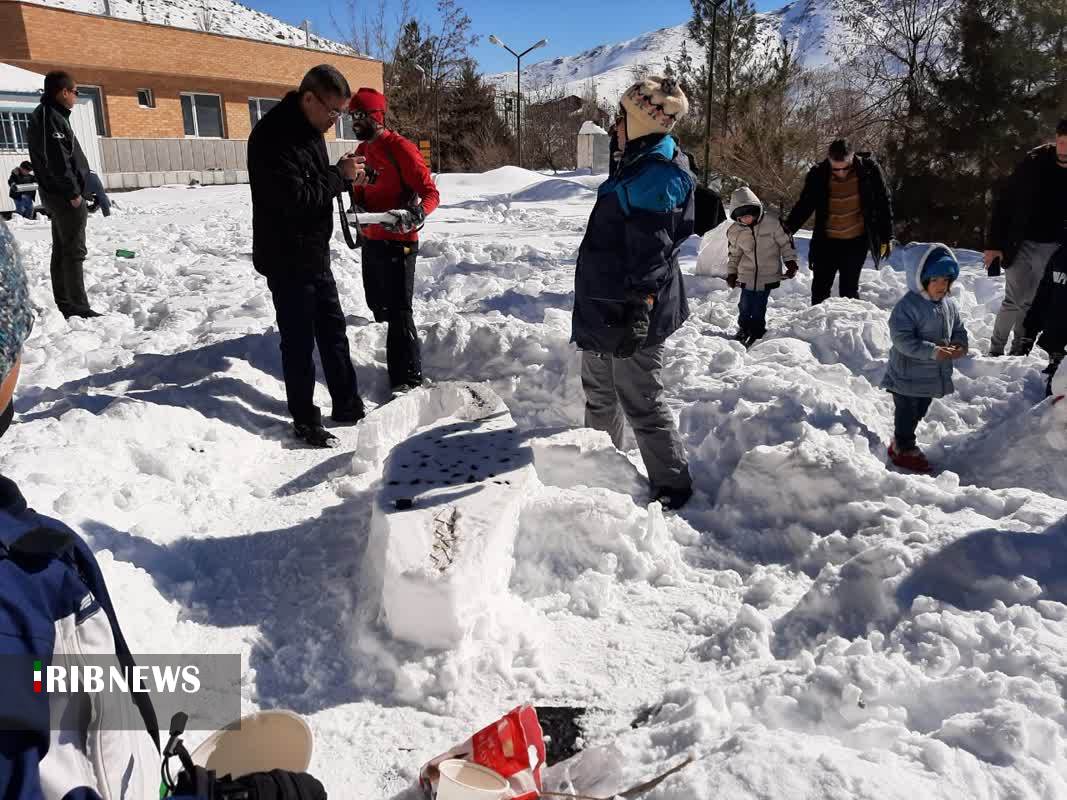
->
xmin=738 ymin=287 xmax=771 ymax=337
xmin=812 ymin=235 xmax=869 ymax=305
xmin=42 ymin=192 xmax=90 ymax=316
xmin=361 ymin=239 xmax=422 ymax=388
xmin=891 ymin=392 xmax=932 ymax=451
xmin=267 ymin=269 xmax=361 ymax=426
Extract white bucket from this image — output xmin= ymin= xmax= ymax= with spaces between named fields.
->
xmin=437 ymin=759 xmax=511 ymax=800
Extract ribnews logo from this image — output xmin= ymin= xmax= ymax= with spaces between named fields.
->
xmin=3 ymin=654 xmax=241 ymax=731
xmin=32 ymin=659 xmax=202 ymax=695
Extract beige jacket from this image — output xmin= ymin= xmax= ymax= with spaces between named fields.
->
xmin=727 ymin=186 xmax=798 ymax=290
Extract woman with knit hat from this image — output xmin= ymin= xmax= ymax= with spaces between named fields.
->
xmin=572 ymin=76 xmax=696 ymax=510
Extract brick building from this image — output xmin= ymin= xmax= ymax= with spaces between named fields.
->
xmin=0 ymin=1 xmax=382 ymax=142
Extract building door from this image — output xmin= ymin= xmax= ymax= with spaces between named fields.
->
xmin=77 ymin=85 xmax=108 ymax=137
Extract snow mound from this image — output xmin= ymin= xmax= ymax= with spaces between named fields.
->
xmin=578 ymin=121 xmax=608 ymax=136
xmin=511 ymin=179 xmax=597 ymax=203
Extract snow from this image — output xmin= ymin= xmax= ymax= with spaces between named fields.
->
xmin=578 ymin=121 xmax=608 ymax=136
xmin=5 ymin=171 xmax=1067 ymax=799
xmin=0 ymin=62 xmax=45 ymax=95
xmin=23 ymin=0 xmax=352 ymax=54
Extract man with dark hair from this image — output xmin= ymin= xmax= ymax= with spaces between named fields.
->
xmin=7 ymin=162 xmax=37 ymax=220
xmin=984 ymin=118 xmax=1067 ymax=356
xmin=348 ymin=87 xmax=439 ymax=394
xmin=785 ymin=138 xmax=894 ymax=305
xmin=248 ymin=64 xmax=368 ymax=448
xmin=26 ymin=70 xmax=99 ymax=318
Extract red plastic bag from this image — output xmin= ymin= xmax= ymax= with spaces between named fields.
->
xmin=419 ymin=704 xmax=546 ymax=799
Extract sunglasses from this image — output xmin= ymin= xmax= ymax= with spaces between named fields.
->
xmin=349 ymin=110 xmax=371 ymax=122
xmin=831 ymin=166 xmax=851 ymax=173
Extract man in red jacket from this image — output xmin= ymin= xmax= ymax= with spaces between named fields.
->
xmin=348 ymin=87 xmax=440 ymax=393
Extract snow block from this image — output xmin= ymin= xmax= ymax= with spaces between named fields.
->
xmin=356 ymin=382 xmax=537 ymax=649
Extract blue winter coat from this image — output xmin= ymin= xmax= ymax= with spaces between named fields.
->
xmin=0 ymin=475 xmax=160 ymax=799
xmin=572 ymin=134 xmax=695 ymax=354
xmin=881 ymin=244 xmax=969 ymax=398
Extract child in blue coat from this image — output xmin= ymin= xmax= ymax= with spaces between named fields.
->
xmin=881 ymin=244 xmax=969 ymax=472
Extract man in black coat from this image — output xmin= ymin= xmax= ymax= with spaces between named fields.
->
xmin=1015 ymin=245 xmax=1067 ymax=396
xmin=27 ymin=71 xmax=99 ymax=319
xmin=785 ymin=138 xmax=893 ymax=305
xmin=985 ymin=118 xmax=1067 ymax=356
xmin=248 ymin=64 xmax=367 ymax=448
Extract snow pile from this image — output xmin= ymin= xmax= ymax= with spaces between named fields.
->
xmin=5 ymin=168 xmax=1067 ymax=798
xmin=25 ymin=0 xmax=352 ymax=54
xmin=578 ymin=121 xmax=608 ymax=136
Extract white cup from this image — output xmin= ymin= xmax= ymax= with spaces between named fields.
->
xmin=437 ymin=759 xmax=512 ymax=800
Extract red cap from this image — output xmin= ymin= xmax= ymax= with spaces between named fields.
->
xmin=349 ymin=87 xmax=386 ymax=123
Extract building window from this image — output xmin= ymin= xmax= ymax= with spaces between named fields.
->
xmin=77 ymin=85 xmax=108 ymax=136
xmin=181 ymin=93 xmax=224 ymax=138
xmin=137 ymin=89 xmax=155 ymax=108
xmin=335 ymin=114 xmax=357 ymax=141
xmin=248 ymin=97 xmax=280 ymax=129
xmin=0 ymin=111 xmax=31 ymax=151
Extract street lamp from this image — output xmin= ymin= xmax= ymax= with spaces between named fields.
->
xmin=703 ymin=0 xmax=728 ymax=186
xmin=489 ymin=34 xmax=548 ymax=169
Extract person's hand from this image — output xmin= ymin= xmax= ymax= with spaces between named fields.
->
xmin=70 ymin=195 xmax=82 ymax=209
xmin=784 ymin=260 xmax=799 ymax=279
xmin=880 ymin=242 xmax=892 ymax=259
xmin=983 ymin=249 xmax=1004 ymax=268
xmin=726 ymin=274 xmax=738 ymax=289
xmin=339 ymin=154 xmax=367 ymax=185
xmin=614 ymin=297 xmax=652 ymax=359
xmin=936 ymin=344 xmax=967 ymax=360
xmin=385 ymin=207 xmax=424 ymax=233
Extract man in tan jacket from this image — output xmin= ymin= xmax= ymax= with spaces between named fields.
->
xmin=726 ymin=186 xmax=799 ymax=346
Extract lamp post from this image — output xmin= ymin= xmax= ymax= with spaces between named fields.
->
xmin=703 ymin=0 xmax=728 ymax=186
xmin=489 ymin=34 xmax=548 ymax=169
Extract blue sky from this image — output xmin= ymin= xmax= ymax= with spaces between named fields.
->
xmin=251 ymin=0 xmax=782 ymax=74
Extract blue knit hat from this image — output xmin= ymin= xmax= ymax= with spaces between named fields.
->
xmin=0 ymin=221 xmax=35 ymax=381
xmin=921 ymin=247 xmax=959 ymax=285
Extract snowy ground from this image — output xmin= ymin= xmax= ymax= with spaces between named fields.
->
xmin=6 ymin=168 xmax=1067 ymax=799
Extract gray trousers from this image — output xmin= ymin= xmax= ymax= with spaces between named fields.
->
xmin=580 ymin=347 xmax=692 ymax=492
xmin=42 ymin=191 xmax=90 ymax=316
xmin=991 ymin=240 xmax=1061 ymax=353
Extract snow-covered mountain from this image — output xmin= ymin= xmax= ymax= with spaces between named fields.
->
xmin=490 ymin=0 xmax=863 ymax=103
xmin=23 ymin=0 xmax=353 ymax=55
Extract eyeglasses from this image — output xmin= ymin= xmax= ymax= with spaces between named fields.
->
xmin=349 ymin=110 xmax=369 ymax=122
xmin=311 ymin=91 xmax=345 ymax=121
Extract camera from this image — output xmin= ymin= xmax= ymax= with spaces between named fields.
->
xmin=363 ymin=164 xmax=379 ymax=185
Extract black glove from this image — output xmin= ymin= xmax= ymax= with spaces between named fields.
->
xmin=385 ymin=206 xmax=425 ymax=233
xmin=614 ymin=296 xmax=652 ymax=359
xmin=173 ymin=767 xmax=326 ymax=800
xmin=726 ymin=274 xmax=738 ymax=289
xmin=784 ymin=261 xmax=799 ymax=279
xmin=987 ymin=257 xmax=1002 ymax=277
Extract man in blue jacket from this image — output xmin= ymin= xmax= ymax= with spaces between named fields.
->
xmin=572 ymin=76 xmax=695 ymax=510
xmin=0 ymin=220 xmax=163 ymax=798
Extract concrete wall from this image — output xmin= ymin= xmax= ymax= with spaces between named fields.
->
xmin=577 ymin=132 xmax=611 ymax=175
xmin=0 ymin=2 xmax=383 ymax=140
xmin=98 ymin=138 xmax=359 ymax=190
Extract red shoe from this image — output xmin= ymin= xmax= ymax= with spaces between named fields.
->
xmin=888 ymin=441 xmax=931 ymax=473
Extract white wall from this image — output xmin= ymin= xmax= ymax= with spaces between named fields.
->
xmin=0 ymin=94 xmax=101 ymax=213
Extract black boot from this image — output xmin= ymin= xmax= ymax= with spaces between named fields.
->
xmin=293 ymin=422 xmax=339 ymax=448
